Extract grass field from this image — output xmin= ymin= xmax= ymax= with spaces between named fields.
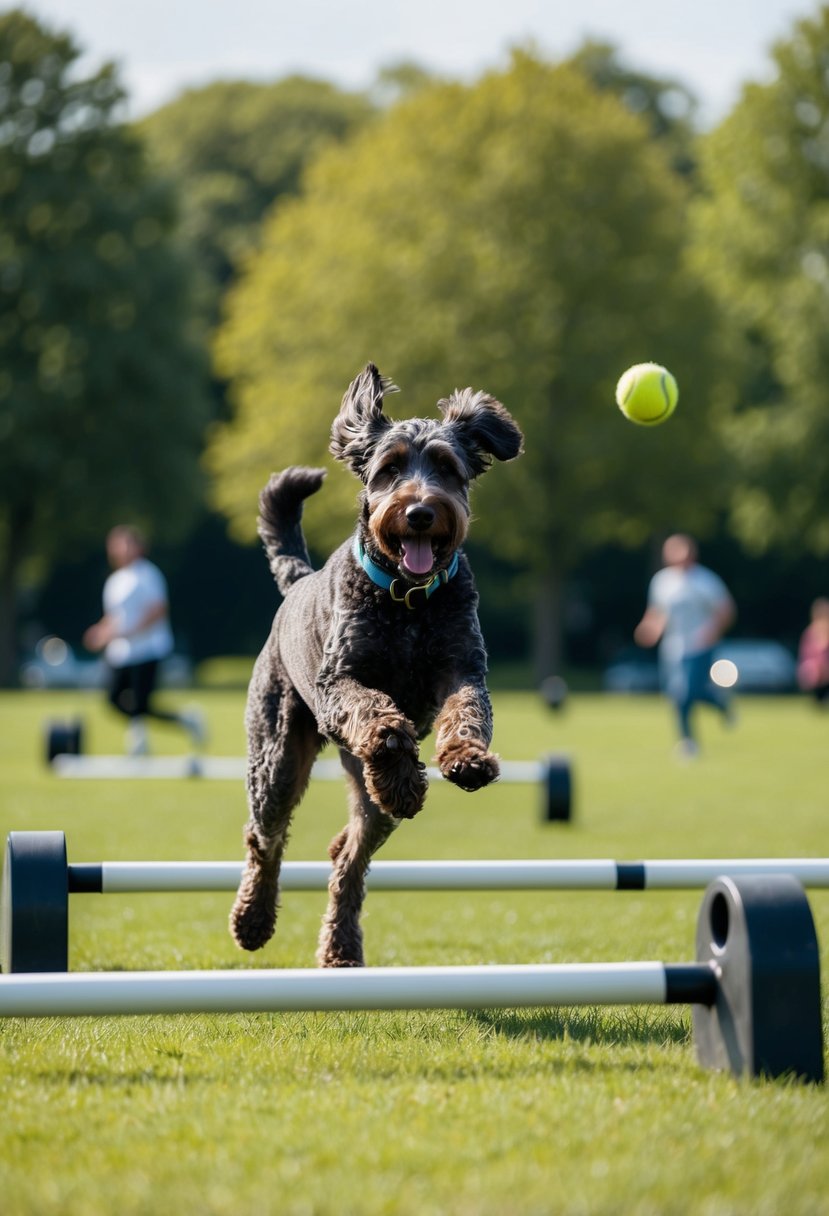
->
xmin=1 ymin=687 xmax=828 ymax=1215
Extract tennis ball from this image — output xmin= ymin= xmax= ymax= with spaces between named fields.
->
xmin=615 ymin=362 xmax=678 ymax=426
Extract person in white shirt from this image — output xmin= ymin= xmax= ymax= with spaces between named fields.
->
xmin=634 ymin=533 xmax=736 ymax=757
xmin=83 ymin=526 xmax=203 ymax=755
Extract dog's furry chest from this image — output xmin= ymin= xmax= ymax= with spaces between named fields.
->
xmin=275 ymin=543 xmax=485 ymax=738
xmin=332 ymin=599 xmax=451 ymax=732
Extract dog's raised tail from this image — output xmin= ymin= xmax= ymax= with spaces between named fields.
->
xmin=257 ymin=467 xmax=326 ymax=595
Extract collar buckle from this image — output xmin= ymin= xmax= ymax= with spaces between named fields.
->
xmin=389 ymin=576 xmax=441 ymax=610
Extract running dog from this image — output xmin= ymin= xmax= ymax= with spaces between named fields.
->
xmin=230 ymin=363 xmax=523 ymax=966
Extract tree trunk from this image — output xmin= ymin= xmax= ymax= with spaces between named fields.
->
xmin=0 ymin=551 xmax=19 ymax=688
xmin=533 ymin=568 xmax=564 ymax=685
xmin=0 ymin=506 xmax=33 ymax=688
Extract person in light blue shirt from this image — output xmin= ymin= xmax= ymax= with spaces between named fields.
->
xmin=634 ymin=533 xmax=736 ymax=757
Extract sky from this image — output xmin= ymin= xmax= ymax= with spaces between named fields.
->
xmin=11 ymin=0 xmax=820 ymax=123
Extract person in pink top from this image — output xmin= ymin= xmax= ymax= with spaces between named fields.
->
xmin=797 ymin=597 xmax=829 ymax=705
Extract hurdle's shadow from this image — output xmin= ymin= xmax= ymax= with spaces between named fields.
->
xmin=468 ymin=1005 xmax=691 ymax=1048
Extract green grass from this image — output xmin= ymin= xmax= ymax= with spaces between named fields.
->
xmin=1 ymin=688 xmax=828 ymax=1215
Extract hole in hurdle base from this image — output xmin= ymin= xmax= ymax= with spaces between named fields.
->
xmin=709 ymin=891 xmax=730 ymax=950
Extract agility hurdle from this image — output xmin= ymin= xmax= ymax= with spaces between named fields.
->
xmin=49 ymin=750 xmax=573 ymax=822
xmin=4 ymin=831 xmax=829 ymax=976
xmin=0 ymin=874 xmax=823 ymax=1083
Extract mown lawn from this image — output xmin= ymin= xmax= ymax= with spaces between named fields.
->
xmin=1 ymin=687 xmax=828 ymax=1215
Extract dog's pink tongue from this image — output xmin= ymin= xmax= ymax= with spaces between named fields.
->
xmin=401 ymin=536 xmax=433 ymax=575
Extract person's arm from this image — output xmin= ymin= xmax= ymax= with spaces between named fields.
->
xmin=634 ymin=606 xmax=667 ymax=648
xmin=82 ymin=615 xmax=116 ymax=652
xmin=83 ymin=600 xmax=167 ymax=652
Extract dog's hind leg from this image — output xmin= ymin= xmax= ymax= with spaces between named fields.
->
xmin=230 ymin=685 xmax=322 ymax=952
xmin=316 ymin=749 xmax=399 ymax=968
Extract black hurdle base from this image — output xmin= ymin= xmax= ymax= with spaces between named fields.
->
xmin=1 ymin=831 xmax=69 ymax=973
xmin=45 ymin=719 xmax=84 ymax=765
xmin=693 ymin=874 xmax=824 ymax=1083
xmin=539 ymin=676 xmax=568 ymax=712
xmin=541 ymin=755 xmax=572 ymax=822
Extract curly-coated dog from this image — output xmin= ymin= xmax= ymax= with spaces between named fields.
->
xmin=230 ymin=363 xmax=523 ymax=967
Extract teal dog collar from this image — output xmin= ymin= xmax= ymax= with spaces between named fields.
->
xmin=353 ymin=537 xmax=459 ymax=609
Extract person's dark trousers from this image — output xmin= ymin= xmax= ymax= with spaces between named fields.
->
xmin=107 ymin=659 xmax=179 ymax=722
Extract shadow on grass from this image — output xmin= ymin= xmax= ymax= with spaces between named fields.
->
xmin=470 ymin=1005 xmax=691 ymax=1048
xmin=31 ymin=1067 xmax=213 ymax=1088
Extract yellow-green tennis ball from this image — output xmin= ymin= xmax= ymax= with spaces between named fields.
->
xmin=615 ymin=362 xmax=678 ymax=426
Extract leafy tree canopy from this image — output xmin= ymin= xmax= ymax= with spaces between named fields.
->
xmin=567 ymin=39 xmax=698 ymax=175
xmin=0 ymin=10 xmax=211 ymax=677
xmin=691 ymin=6 xmax=829 ymax=554
xmin=370 ymin=60 xmax=445 ymax=107
xmin=209 ymin=51 xmax=731 ymax=580
xmin=137 ymin=76 xmax=374 ymax=306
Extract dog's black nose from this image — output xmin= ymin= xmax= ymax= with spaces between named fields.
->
xmin=406 ymin=503 xmax=435 ymax=531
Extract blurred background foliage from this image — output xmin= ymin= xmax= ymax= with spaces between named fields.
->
xmin=2 ymin=6 xmax=829 ymax=684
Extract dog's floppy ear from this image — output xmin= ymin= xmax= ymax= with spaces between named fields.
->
xmin=438 ymin=388 xmax=524 ymax=477
xmin=330 ymin=363 xmax=397 ymax=476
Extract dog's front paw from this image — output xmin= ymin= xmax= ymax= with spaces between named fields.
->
xmin=439 ymin=746 xmax=500 ymax=792
xmin=363 ymin=721 xmax=427 ymax=819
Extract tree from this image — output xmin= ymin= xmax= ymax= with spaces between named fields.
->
xmin=690 ymin=7 xmax=829 ymax=558
xmin=567 ymin=40 xmax=698 ymax=176
xmin=371 ymin=61 xmax=444 ymax=107
xmin=0 ymin=11 xmax=212 ymax=683
xmin=137 ymin=77 xmax=373 ymax=316
xmin=208 ymin=52 xmax=732 ymax=676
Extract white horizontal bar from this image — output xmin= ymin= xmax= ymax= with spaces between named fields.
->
xmin=101 ymin=861 xmax=244 ymax=892
xmin=92 ymin=857 xmax=829 ymax=894
xmin=53 ymin=755 xmax=219 ymax=779
xmin=53 ymin=756 xmax=544 ymax=783
xmin=0 ymin=963 xmax=670 ymax=1018
xmin=99 ymin=859 xmax=619 ymax=893
xmin=642 ymin=860 xmax=829 ymax=888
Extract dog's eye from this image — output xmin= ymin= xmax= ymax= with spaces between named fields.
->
xmin=384 ymin=463 xmax=400 ymax=477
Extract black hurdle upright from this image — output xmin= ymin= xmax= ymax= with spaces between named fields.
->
xmin=693 ymin=875 xmax=824 ymax=1082
xmin=542 ymin=754 xmax=572 ymax=821
xmin=45 ymin=719 xmax=84 ymax=764
xmin=1 ymin=831 xmax=70 ymax=972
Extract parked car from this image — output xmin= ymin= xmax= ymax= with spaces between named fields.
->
xmin=602 ymin=647 xmax=660 ymax=693
xmin=603 ymin=639 xmax=798 ymax=695
xmin=20 ymin=636 xmax=192 ymax=690
xmin=20 ymin=636 xmax=104 ymax=689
